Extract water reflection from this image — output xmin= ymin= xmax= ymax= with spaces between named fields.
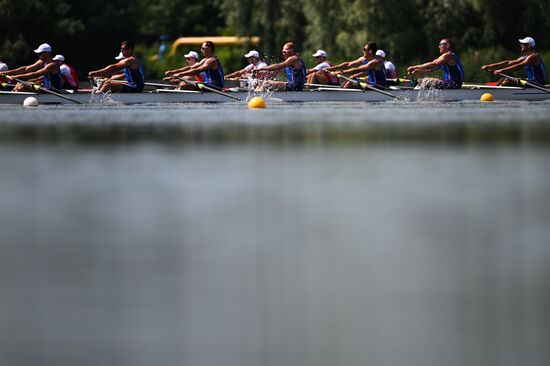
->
xmin=1 ymin=102 xmax=549 ymax=366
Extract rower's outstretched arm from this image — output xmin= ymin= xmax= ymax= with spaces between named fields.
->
xmin=408 ymin=54 xmax=450 ymax=74
xmin=11 ymin=62 xmax=58 ymax=81
xmin=165 ymin=65 xmax=191 ymax=76
xmin=1 ymin=60 xmax=43 ymax=76
xmin=495 ymin=56 xmax=533 ymax=74
xmin=329 ymin=57 xmax=364 ymax=71
xmin=89 ymin=59 xmax=129 ymax=78
xmin=225 ymin=69 xmax=245 ymax=79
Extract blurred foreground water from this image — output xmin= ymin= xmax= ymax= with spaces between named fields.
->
xmin=0 ymin=101 xmax=549 ymax=366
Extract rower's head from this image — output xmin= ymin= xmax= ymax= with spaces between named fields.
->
xmin=519 ymin=37 xmax=536 ymax=53
xmin=362 ymin=42 xmax=378 ymax=60
xmin=201 ymin=41 xmax=215 ymax=57
xmin=282 ymin=43 xmax=296 ymax=59
xmin=34 ymin=43 xmax=52 ymax=61
xmin=52 ymin=54 xmax=65 ymax=65
xmin=438 ymin=38 xmax=452 ymax=53
xmin=312 ymin=50 xmax=327 ymax=64
xmin=244 ymin=50 xmax=260 ymax=64
xmin=184 ymin=51 xmax=199 ymax=65
xmin=375 ymin=50 xmax=386 ymax=61
xmin=120 ymin=40 xmax=135 ymax=57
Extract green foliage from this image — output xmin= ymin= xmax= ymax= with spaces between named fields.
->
xmin=1 ymin=0 xmax=549 ymax=80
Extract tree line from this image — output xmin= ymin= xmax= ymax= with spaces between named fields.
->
xmin=1 ymin=0 xmax=548 ymax=79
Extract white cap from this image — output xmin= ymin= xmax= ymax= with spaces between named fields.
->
xmin=34 ymin=43 xmax=52 ymax=53
xmin=519 ymin=37 xmax=535 ymax=47
xmin=52 ymin=54 xmax=65 ymax=62
xmin=184 ymin=51 xmax=199 ymax=59
xmin=376 ymin=50 xmax=386 ymax=58
xmin=312 ymin=50 xmax=327 ymax=58
xmin=244 ymin=50 xmax=260 ymax=58
xmin=115 ymin=52 xmax=124 ymax=60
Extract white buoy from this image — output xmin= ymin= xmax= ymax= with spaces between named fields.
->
xmin=23 ymin=96 xmax=39 ymax=107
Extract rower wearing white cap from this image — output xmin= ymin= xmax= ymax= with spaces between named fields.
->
xmin=88 ymin=40 xmax=145 ymax=93
xmin=376 ymin=50 xmax=399 ymax=79
xmin=225 ymin=50 xmax=268 ymax=79
xmin=482 ymin=37 xmax=546 ymax=86
xmin=163 ymin=51 xmax=206 ymax=85
xmin=306 ymin=50 xmax=340 ymax=85
xmin=53 ymin=55 xmax=79 ymax=90
xmin=0 ymin=61 xmax=7 ymax=72
xmin=0 ymin=43 xmax=62 ymax=92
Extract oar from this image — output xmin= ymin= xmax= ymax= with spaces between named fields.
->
xmin=497 ymin=72 xmax=550 ymax=94
xmin=144 ymin=81 xmax=177 ymax=88
xmin=334 ymin=72 xmax=402 ymax=100
xmin=174 ymin=75 xmax=242 ymax=101
xmin=7 ymin=75 xmax=81 ymax=104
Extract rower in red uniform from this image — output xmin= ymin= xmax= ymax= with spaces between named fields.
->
xmin=306 ymin=50 xmax=340 ymax=85
xmin=53 ymin=54 xmax=79 ymax=90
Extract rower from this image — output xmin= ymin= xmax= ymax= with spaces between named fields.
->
xmin=53 ymin=54 xmax=79 ymax=90
xmin=407 ymin=38 xmax=464 ymax=89
xmin=306 ymin=50 xmax=340 ymax=85
xmin=340 ymin=42 xmax=387 ymax=88
xmin=176 ymin=41 xmax=224 ymax=89
xmin=0 ymin=61 xmax=7 ymax=72
xmin=163 ymin=50 xmax=205 ymax=86
xmin=376 ymin=50 xmax=399 ymax=79
xmin=256 ymin=42 xmax=307 ymax=91
xmin=481 ymin=37 xmax=546 ymax=86
xmin=0 ymin=43 xmax=62 ymax=92
xmin=225 ymin=50 xmax=268 ymax=80
xmin=88 ymin=40 xmax=145 ymax=93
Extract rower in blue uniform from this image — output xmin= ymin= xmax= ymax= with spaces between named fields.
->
xmin=257 ymin=42 xmax=307 ymax=91
xmin=482 ymin=36 xmax=546 ymax=86
xmin=0 ymin=43 xmax=62 ymax=92
xmin=177 ymin=41 xmax=224 ymax=90
xmin=341 ymin=42 xmax=387 ymax=88
xmin=407 ymin=38 xmax=464 ymax=89
xmin=88 ymin=40 xmax=145 ymax=93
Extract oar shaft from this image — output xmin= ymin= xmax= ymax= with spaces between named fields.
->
xmin=13 ymin=77 xmax=81 ymax=104
xmin=498 ymin=72 xmax=550 ymax=94
xmin=175 ymin=76 xmax=242 ymax=101
xmin=338 ymin=73 xmax=400 ymax=99
xmin=144 ymin=82 xmax=177 ymax=88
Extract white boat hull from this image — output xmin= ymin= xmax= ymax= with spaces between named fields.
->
xmin=1 ymin=86 xmax=549 ymax=105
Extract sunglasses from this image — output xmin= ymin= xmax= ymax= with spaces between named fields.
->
xmin=438 ymin=42 xmax=448 ymax=47
xmin=201 ymin=46 xmax=209 ymax=50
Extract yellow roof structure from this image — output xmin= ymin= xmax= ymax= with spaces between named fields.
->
xmin=169 ymin=36 xmax=260 ymax=56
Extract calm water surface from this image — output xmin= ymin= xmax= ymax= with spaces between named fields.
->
xmin=0 ymin=101 xmax=549 ymax=366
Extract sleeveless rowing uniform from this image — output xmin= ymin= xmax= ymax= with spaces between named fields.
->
xmin=42 ymin=61 xmax=62 ymax=90
xmin=522 ymin=55 xmax=547 ymax=85
xmin=285 ymin=54 xmax=306 ymax=91
xmin=59 ymin=63 xmax=79 ymax=89
xmin=202 ymin=58 xmax=224 ymax=88
xmin=364 ymin=58 xmax=387 ymax=87
xmin=440 ymin=52 xmax=464 ymax=88
xmin=122 ymin=62 xmax=145 ymax=93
